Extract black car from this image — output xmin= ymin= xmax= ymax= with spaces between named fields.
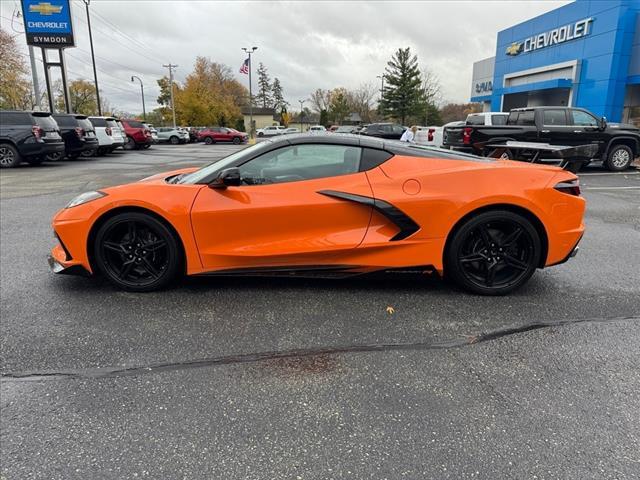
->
xmin=359 ymin=123 xmax=406 ymax=140
xmin=443 ymin=107 xmax=640 ymax=171
xmin=0 ymin=110 xmax=65 ymax=168
xmin=51 ymin=113 xmax=99 ymax=160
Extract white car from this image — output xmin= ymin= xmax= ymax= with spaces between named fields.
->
xmin=415 ymin=121 xmax=465 ymax=148
xmin=284 ymin=127 xmax=300 ymax=134
xmin=256 ymin=125 xmax=287 ymax=137
xmin=308 ymin=125 xmax=326 ymax=133
xmin=143 ymin=123 xmax=159 ymax=143
xmin=89 ymin=116 xmax=125 ymax=154
xmin=156 ymin=127 xmax=189 ymax=144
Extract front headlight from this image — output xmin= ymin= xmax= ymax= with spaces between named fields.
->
xmin=66 ymin=191 xmax=107 ymax=208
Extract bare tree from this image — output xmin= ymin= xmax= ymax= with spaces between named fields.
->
xmin=421 ymin=68 xmax=442 ymax=106
xmin=309 ymin=88 xmax=332 ymax=113
xmin=347 ymin=82 xmax=378 ymax=123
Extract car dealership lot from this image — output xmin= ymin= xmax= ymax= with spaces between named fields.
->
xmin=1 ymin=144 xmax=639 ymax=478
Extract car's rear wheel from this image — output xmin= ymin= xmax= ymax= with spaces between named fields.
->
xmin=445 ymin=210 xmax=541 ymax=295
xmin=204 ymin=137 xmax=214 ymax=145
xmin=233 ymin=136 xmax=241 ymax=144
xmin=94 ymin=212 xmax=182 ymax=292
xmin=124 ymin=137 xmax=136 ymax=150
xmin=46 ymin=151 xmax=63 ymax=162
xmin=487 ymin=148 xmax=513 ymax=160
xmin=0 ymin=144 xmax=21 ymax=168
xmin=170 ymin=136 xmax=179 ymax=145
xmin=258 ymin=132 xmax=264 ymax=137
xmin=605 ymin=144 xmax=633 ymax=171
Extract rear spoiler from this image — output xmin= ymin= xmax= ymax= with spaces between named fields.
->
xmin=484 ymin=141 xmax=599 ymax=172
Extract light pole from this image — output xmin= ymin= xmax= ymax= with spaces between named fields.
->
xmin=131 ymin=76 xmax=146 ymax=121
xmin=298 ymin=99 xmax=305 ymax=132
xmin=376 ymin=74 xmax=385 ymax=103
xmin=82 ymin=0 xmax=101 ymax=115
xmin=242 ymin=46 xmax=258 ymax=137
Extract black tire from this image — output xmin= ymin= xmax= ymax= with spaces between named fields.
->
xmin=46 ymin=151 xmax=63 ymax=162
xmin=605 ymin=144 xmax=633 ymax=171
xmin=487 ymin=148 xmax=514 ymax=160
xmin=94 ymin=212 xmax=182 ymax=292
xmin=445 ymin=210 xmax=541 ymax=295
xmin=0 ymin=143 xmax=21 ymax=168
xmin=26 ymin=156 xmax=44 ymax=166
xmin=169 ymin=136 xmax=179 ymax=145
xmin=81 ymin=149 xmax=96 ymax=158
xmin=124 ymin=137 xmax=136 ymax=150
xmin=232 ymin=136 xmax=241 ymax=144
xmin=258 ymin=132 xmax=264 ymax=137
xmin=204 ymin=137 xmax=214 ymax=145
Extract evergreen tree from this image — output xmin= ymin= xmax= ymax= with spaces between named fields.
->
xmin=271 ymin=77 xmax=288 ymax=110
xmin=256 ymin=63 xmax=272 ymax=109
xmin=379 ymin=47 xmax=425 ymax=125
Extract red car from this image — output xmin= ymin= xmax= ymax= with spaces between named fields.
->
xmin=120 ymin=119 xmax=153 ymax=150
xmin=198 ymin=127 xmax=248 ymax=145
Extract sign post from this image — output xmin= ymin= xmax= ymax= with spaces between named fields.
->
xmin=20 ymin=0 xmax=75 ymax=113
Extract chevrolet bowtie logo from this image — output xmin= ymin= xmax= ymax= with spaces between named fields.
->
xmin=505 ymin=42 xmax=523 ymax=56
xmin=29 ymin=2 xmax=63 ymax=15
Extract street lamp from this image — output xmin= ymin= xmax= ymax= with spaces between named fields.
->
xmin=376 ymin=74 xmax=385 ymax=102
xmin=298 ymin=99 xmax=305 ymax=132
xmin=82 ymin=0 xmax=101 ymax=115
xmin=131 ymin=76 xmax=146 ymax=121
xmin=241 ymin=46 xmax=258 ymax=138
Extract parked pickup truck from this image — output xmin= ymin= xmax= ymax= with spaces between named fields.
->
xmin=443 ymin=107 xmax=640 ymax=171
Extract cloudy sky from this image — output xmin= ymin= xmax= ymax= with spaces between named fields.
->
xmin=2 ymin=0 xmax=571 ymax=114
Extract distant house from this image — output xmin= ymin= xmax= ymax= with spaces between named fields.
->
xmin=241 ymin=107 xmax=278 ymax=131
xmin=290 ymin=112 xmax=320 ymax=131
xmin=344 ymin=112 xmax=362 ymax=125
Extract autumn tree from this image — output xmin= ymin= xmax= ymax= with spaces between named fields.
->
xmin=174 ymin=56 xmax=248 ymax=126
xmin=0 ymin=29 xmax=33 ymax=110
xmin=256 ymin=63 xmax=272 ymax=108
xmin=156 ymin=76 xmax=180 ymax=124
xmin=439 ymin=102 xmax=482 ymax=124
xmin=328 ymin=88 xmax=350 ymax=124
xmin=379 ymin=47 xmax=425 ymax=125
xmin=54 ymin=79 xmax=104 ymax=115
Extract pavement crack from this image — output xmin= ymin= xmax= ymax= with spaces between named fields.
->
xmin=2 ymin=315 xmax=637 ymax=382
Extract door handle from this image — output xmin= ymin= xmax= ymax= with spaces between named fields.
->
xmin=541 ymin=130 xmax=550 ymax=133
xmin=573 ymin=130 xmax=582 ymax=133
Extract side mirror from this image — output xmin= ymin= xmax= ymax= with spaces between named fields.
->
xmin=599 ymin=116 xmax=607 ymax=131
xmin=209 ymin=167 xmax=241 ymax=189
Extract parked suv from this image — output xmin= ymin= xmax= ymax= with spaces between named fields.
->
xmin=51 ymin=113 xmax=99 ymax=160
xmin=0 ymin=110 xmax=65 ymax=168
xmin=89 ymin=116 xmax=125 ymax=154
xmin=197 ymin=127 xmax=248 ymax=144
xmin=120 ymin=119 xmax=152 ymax=149
xmin=157 ymin=127 xmax=189 ymax=144
xmin=359 ymin=123 xmax=405 ymax=139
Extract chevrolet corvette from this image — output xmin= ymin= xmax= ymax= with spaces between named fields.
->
xmin=49 ymin=134 xmax=585 ymax=295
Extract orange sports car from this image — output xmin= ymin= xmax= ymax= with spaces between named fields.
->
xmin=49 ymin=134 xmax=585 ymax=295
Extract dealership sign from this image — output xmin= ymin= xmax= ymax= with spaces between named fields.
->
xmin=506 ymin=17 xmax=593 ymax=56
xmin=475 ymin=81 xmax=493 ymax=94
xmin=21 ymin=0 xmax=75 ymax=48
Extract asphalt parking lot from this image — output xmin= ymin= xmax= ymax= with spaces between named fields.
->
xmin=1 ymin=143 xmax=639 ymax=479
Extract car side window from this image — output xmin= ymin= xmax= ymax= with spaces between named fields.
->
xmin=571 ymin=110 xmax=598 ymax=126
xmin=392 ymin=125 xmax=405 ymax=134
xmin=515 ymin=111 xmax=535 ymax=126
xmin=238 ymin=144 xmax=362 ymax=185
xmin=492 ymin=115 xmax=507 ymax=125
xmin=543 ymin=109 xmax=568 ymax=126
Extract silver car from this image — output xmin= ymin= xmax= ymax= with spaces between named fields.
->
xmin=156 ymin=127 xmax=189 ymax=145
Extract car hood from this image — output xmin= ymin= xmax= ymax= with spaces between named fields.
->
xmin=607 ymin=123 xmax=639 ymax=132
xmin=137 ymin=167 xmax=200 ymax=184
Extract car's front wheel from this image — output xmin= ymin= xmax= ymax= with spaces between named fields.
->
xmin=445 ymin=210 xmax=541 ymax=295
xmin=233 ymin=136 xmax=241 ymax=144
xmin=94 ymin=212 xmax=182 ymax=292
xmin=204 ymin=137 xmax=214 ymax=144
xmin=124 ymin=137 xmax=136 ymax=150
xmin=170 ymin=136 xmax=180 ymax=145
xmin=605 ymin=144 xmax=633 ymax=171
xmin=0 ymin=143 xmax=21 ymax=168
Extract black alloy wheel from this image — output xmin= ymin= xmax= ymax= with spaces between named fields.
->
xmin=94 ymin=212 xmax=182 ymax=291
xmin=0 ymin=144 xmax=21 ymax=168
xmin=487 ymin=148 xmax=514 ymax=160
xmin=204 ymin=137 xmax=214 ymax=145
xmin=446 ymin=210 xmax=541 ymax=295
xmin=170 ymin=136 xmax=180 ymax=145
xmin=233 ymin=136 xmax=241 ymax=144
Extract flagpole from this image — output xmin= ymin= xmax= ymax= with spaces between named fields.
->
xmin=242 ymin=46 xmax=258 ymax=139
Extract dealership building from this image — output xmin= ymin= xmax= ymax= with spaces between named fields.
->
xmin=470 ymin=0 xmax=640 ymax=125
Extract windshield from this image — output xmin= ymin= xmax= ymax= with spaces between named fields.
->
xmin=179 ymin=140 xmax=273 ymax=184
xmin=77 ymin=118 xmax=94 ymax=131
xmin=34 ymin=115 xmax=58 ymax=130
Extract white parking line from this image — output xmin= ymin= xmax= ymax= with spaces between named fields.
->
xmin=579 ymin=171 xmax=640 ymax=176
xmin=582 ymin=186 xmax=640 ymax=190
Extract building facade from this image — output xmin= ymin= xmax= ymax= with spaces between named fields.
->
xmin=470 ymin=0 xmax=640 ymax=125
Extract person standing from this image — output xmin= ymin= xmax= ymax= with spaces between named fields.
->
xmin=400 ymin=125 xmax=418 ymax=143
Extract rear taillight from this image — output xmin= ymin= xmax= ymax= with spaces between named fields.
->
xmin=75 ymin=127 xmax=84 ymax=139
xmin=32 ymin=125 xmax=44 ymax=139
xmin=554 ymin=180 xmax=581 ymax=196
xmin=428 ymin=128 xmax=435 ymax=142
xmin=105 ymin=127 xmax=112 ymax=136
xmin=144 ymin=129 xmax=151 ymax=137
xmin=462 ymin=127 xmax=472 ymax=145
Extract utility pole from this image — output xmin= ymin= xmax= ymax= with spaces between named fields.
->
xmin=241 ymin=47 xmax=258 ymax=138
xmin=163 ymin=63 xmax=178 ymax=128
xmin=376 ymin=74 xmax=385 ymax=102
xmin=131 ymin=76 xmax=146 ymax=120
xmin=298 ymin=99 xmax=305 ymax=132
xmin=82 ymin=0 xmax=101 ymax=115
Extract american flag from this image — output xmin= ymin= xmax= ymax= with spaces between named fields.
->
xmin=239 ymin=58 xmax=249 ymax=74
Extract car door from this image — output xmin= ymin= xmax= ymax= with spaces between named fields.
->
xmin=568 ymin=109 xmax=607 ymax=150
xmin=190 ymin=143 xmax=374 ymax=270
